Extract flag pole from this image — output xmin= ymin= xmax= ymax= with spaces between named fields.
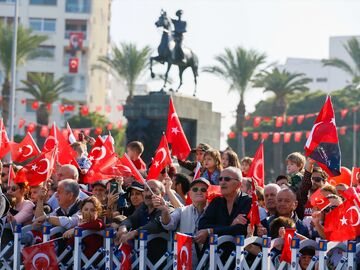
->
xmin=8 ymin=0 xmax=19 ymax=142
xmin=353 ymin=106 xmax=358 ymax=167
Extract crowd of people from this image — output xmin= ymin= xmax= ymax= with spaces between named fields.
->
xmin=0 ymin=136 xmax=359 ymax=269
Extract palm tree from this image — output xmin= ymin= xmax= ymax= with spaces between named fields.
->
xmin=18 ymin=73 xmax=72 ymax=144
xmin=0 ymin=22 xmax=49 ymax=127
xmin=203 ymin=47 xmax=266 ymax=157
xmin=322 ymin=37 xmax=360 ymax=89
xmin=254 ymin=67 xmax=311 ymax=175
xmin=254 ymin=68 xmax=311 ymax=115
xmin=94 ymin=42 xmax=152 ymax=102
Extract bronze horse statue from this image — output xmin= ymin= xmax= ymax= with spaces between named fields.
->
xmin=150 ymin=10 xmax=199 ymax=96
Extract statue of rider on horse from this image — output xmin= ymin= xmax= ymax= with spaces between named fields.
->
xmin=150 ymin=10 xmax=199 ymax=96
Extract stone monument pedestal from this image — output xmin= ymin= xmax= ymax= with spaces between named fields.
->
xmin=124 ymin=91 xmax=221 ymax=164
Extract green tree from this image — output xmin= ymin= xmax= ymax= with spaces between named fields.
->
xmin=94 ymin=42 xmax=152 ymax=102
xmin=0 ymin=22 xmax=49 ymax=126
xmin=322 ymin=37 xmax=360 ymax=89
xmin=18 ymin=73 xmax=71 ymax=144
xmin=203 ymin=47 xmax=266 ymax=157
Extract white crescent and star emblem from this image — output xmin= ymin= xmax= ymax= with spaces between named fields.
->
xmin=305 ymin=121 xmax=323 ymax=148
xmin=171 ymin=127 xmax=180 ymax=135
xmin=89 ymin=146 xmax=106 ymax=161
xmin=36 ymin=159 xmax=50 ymax=175
xmin=314 ymin=198 xmax=325 ymax=205
xmin=32 ymin=252 xmax=50 ymax=269
xmin=22 ymin=145 xmax=34 ymax=157
xmin=156 ymin=148 xmax=167 ymax=165
xmin=179 ymin=245 xmax=189 ymax=270
xmin=43 ymin=136 xmax=57 ymax=151
xmin=346 ymin=206 xmax=360 ymax=226
xmin=253 ymin=159 xmax=262 ymax=183
xmin=171 ymin=112 xmax=178 ymax=119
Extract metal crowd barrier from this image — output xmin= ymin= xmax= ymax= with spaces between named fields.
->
xmin=1 ymin=223 xmax=359 ymax=270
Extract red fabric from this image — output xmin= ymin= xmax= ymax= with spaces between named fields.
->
xmin=119 ymin=243 xmax=132 ymax=270
xmin=66 ymin=122 xmax=76 ymax=144
xmin=283 ymin=132 xmax=292 ymax=143
xmin=303 ymin=200 xmax=313 ymax=217
xmin=340 ymin=108 xmax=349 ymax=119
xmin=294 ymin=132 xmax=302 ymax=142
xmin=132 ymin=158 xmax=147 ymax=171
xmin=247 ymin=181 xmax=260 ymax=226
xmin=22 ymin=148 xmax=56 ymax=186
xmin=275 ymin=116 xmax=284 ymax=128
xmin=177 ymin=233 xmax=192 ymax=270
xmin=7 ymin=164 xmax=15 ymax=186
xmin=287 ymin=116 xmax=294 ymax=126
xmin=309 ymin=189 xmax=330 ymax=210
xmin=69 ymin=57 xmax=79 ymax=73
xmin=0 ymin=118 xmax=10 ymax=159
xmin=118 ymin=154 xmax=145 ymax=184
xmin=280 ymin=228 xmax=296 ymax=263
xmin=351 ymin=167 xmax=360 ymax=186
xmin=297 ymin=115 xmax=305 ymax=124
xmin=185 ymin=195 xmax=192 ymax=206
xmin=87 ymin=136 xmax=114 ymax=163
xmin=247 ymin=141 xmax=264 ymax=187
xmin=83 ymin=153 xmax=118 ymax=184
xmin=193 ymin=162 xmax=202 ymax=180
xmin=261 ymin=132 xmax=269 ymax=140
xmin=10 ymin=132 xmax=40 ymax=163
xmin=147 ymin=135 xmax=172 ymax=180
xmin=19 ymin=118 xmax=26 ymax=129
xmin=324 ymin=198 xmax=360 ymax=241
xmin=253 ymin=117 xmax=261 ymax=127
xmin=165 ymin=98 xmax=191 ymax=161
xmin=207 ymin=185 xmax=222 ymax=203
xmin=272 ymin=132 xmax=280 ymax=143
xmin=22 ymin=240 xmax=59 ymax=270
xmin=252 ymin=132 xmax=259 ymax=141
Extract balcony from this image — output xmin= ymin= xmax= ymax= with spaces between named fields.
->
xmin=65 ymin=0 xmax=90 ymax=13
xmin=65 ymin=19 xmax=87 ymax=40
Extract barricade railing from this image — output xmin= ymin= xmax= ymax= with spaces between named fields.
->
xmin=1 ymin=224 xmax=359 ymax=270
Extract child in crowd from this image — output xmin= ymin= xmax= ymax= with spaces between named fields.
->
xmin=71 ymin=141 xmax=92 ymax=171
xmin=240 ymin=157 xmax=253 ymax=177
xmin=221 ymin=149 xmax=241 ymax=168
xmin=275 ymin=175 xmax=290 ymax=187
xmin=126 ymin=141 xmax=147 ymax=171
xmin=201 ymin=149 xmax=222 ymax=185
xmin=285 ymin=152 xmax=306 ymax=191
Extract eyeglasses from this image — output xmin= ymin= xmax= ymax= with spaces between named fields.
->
xmin=311 ymin=177 xmax=324 ymax=182
xmin=323 ymin=205 xmax=336 ymax=213
xmin=191 ymin=187 xmax=207 ymax=193
xmin=219 ymin=176 xmax=239 ymax=182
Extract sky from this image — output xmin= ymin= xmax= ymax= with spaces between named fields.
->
xmin=110 ymin=0 xmax=360 ymax=149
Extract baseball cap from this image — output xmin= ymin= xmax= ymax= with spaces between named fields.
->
xmin=190 ymin=177 xmax=210 ymax=188
xmin=191 ymin=143 xmax=211 ymax=153
xmin=127 ymin=181 xmax=144 ymax=192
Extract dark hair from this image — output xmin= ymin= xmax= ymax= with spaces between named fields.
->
xmin=312 ymin=166 xmax=328 ymax=180
xmin=269 ymin=217 xmax=295 ymax=239
xmin=276 ymin=175 xmax=290 ymax=183
xmin=255 ymin=186 xmax=264 ymax=201
xmin=174 ymin=173 xmax=190 ymax=194
xmin=222 ymin=150 xmax=241 ymax=168
xmin=127 ymin=141 xmax=144 ymax=155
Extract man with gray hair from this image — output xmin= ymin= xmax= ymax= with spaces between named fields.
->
xmin=33 ymin=179 xmax=81 ymax=229
xmin=264 ymin=183 xmax=281 ymax=217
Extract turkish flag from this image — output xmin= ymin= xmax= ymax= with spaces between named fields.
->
xmin=66 ymin=122 xmax=76 ymax=144
xmin=43 ymin=124 xmax=79 ymax=168
xmin=207 ymin=185 xmax=222 ymax=203
xmin=7 ymin=164 xmax=15 ymax=186
xmin=351 ymin=167 xmax=360 ymax=186
xmin=177 ymin=233 xmax=192 ymax=270
xmin=0 ymin=118 xmax=10 ymax=159
xmin=23 ymin=149 xmax=56 ymax=186
xmin=280 ymin=228 xmax=296 ymax=263
xmin=22 ymin=240 xmax=59 ymax=270
xmin=309 ymin=189 xmax=330 ymax=211
xmin=118 ymin=243 xmax=132 ymax=270
xmin=247 ymin=141 xmax=264 ymax=187
xmin=118 ymin=153 xmax=145 ymax=184
xmin=247 ymin=181 xmax=261 ymax=226
xmin=69 ymin=57 xmax=79 ymax=73
xmin=165 ymin=98 xmax=191 ymax=161
xmin=147 ymin=135 xmax=172 ymax=180
xmin=10 ymin=132 xmax=40 ymax=163
xmin=87 ymin=136 xmax=114 ymax=163
xmin=83 ymin=153 xmax=118 ymax=184
xmin=324 ymin=198 xmax=360 ymax=241
xmin=193 ymin=161 xmax=202 ymax=180
xmin=69 ymin=32 xmax=83 ymax=51
xmin=304 ymin=96 xmax=341 ymax=177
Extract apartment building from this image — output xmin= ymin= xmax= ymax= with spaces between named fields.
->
xmin=0 ymin=0 xmax=112 ymax=134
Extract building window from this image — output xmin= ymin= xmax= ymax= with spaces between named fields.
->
xmin=316 ymin=78 xmax=328 ymax=83
xmin=25 ymin=99 xmax=36 ymax=113
xmin=29 ymin=18 xmax=56 ymax=32
xmin=29 ymin=0 xmax=57 ymax=5
xmin=65 ymin=0 xmax=91 ymax=13
xmin=37 ymin=45 xmax=55 ymax=59
xmin=0 ymin=0 xmax=15 ymax=3
xmin=63 ymin=75 xmax=85 ymax=92
xmin=65 ymin=19 xmax=87 ymax=39
xmin=0 ymin=16 xmax=14 ymax=25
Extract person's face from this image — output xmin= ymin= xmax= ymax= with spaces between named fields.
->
xmin=240 ymin=180 xmax=250 ymax=193
xmin=195 ymin=150 xmax=205 ymax=162
xmin=204 ymin=155 xmax=216 ymax=170
xmin=130 ymin=189 xmax=144 ymax=207
xmin=189 ymin=183 xmax=208 ymax=204
xmin=299 ymin=255 xmax=312 ymax=269
xmin=276 ymin=178 xmax=288 ymax=187
xmin=240 ymin=162 xmax=250 ymax=174
xmin=30 ymin=186 xmax=41 ymax=203
xmin=286 ymin=161 xmax=300 ymax=175
xmin=221 ymin=153 xmax=229 ymax=168
xmin=264 ymin=187 xmax=278 ymax=210
xmin=311 ymin=172 xmax=325 ymax=190
xmin=7 ymin=184 xmax=22 ymax=200
xmin=110 ymin=222 xmax=120 ymax=230
xmin=56 ymin=185 xmax=74 ymax=209
xmin=92 ymin=186 xmax=106 ymax=201
xmin=57 ymin=167 xmax=73 ymax=181
xmin=123 ymin=176 xmax=134 ymax=189
xmin=219 ymin=170 xmax=241 ymax=197
xmin=81 ymin=202 xmax=97 ymax=222
xmin=126 ymin=148 xmax=137 ymax=160
xmin=1 ymin=167 xmax=9 ymax=188
xmin=276 ymin=190 xmax=298 ymax=216
xmin=143 ymin=182 xmax=161 ymax=207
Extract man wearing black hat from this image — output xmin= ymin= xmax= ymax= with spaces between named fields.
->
xmin=178 ymin=143 xmax=211 ymax=174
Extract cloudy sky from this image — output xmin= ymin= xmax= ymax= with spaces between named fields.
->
xmin=110 ymin=0 xmax=360 ymax=148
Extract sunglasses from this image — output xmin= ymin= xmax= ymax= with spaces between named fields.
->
xmin=311 ymin=177 xmax=324 ymax=182
xmin=219 ymin=176 xmax=239 ymax=182
xmin=323 ymin=205 xmax=336 ymax=213
xmin=191 ymin=187 xmax=207 ymax=193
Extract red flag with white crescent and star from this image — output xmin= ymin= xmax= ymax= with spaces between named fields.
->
xmin=309 ymin=188 xmax=331 ymax=211
xmin=304 ymin=96 xmax=341 ymax=177
xmin=22 ymin=240 xmax=59 ymax=270
xmin=87 ymin=136 xmax=114 ymax=163
xmin=0 ymin=118 xmax=10 ymax=159
xmin=83 ymin=153 xmax=119 ymax=184
xmin=247 ymin=141 xmax=264 ymax=188
xmin=22 ymin=148 xmax=56 ymax=186
xmin=66 ymin=122 xmax=76 ymax=144
xmin=10 ymin=132 xmax=40 ymax=163
xmin=247 ymin=181 xmax=261 ymax=226
xmin=351 ymin=167 xmax=360 ymax=186
xmin=177 ymin=233 xmax=192 ymax=270
xmin=147 ymin=134 xmax=172 ymax=180
xmin=118 ymin=153 xmax=145 ymax=184
xmin=280 ymin=228 xmax=296 ymax=263
xmin=165 ymin=98 xmax=191 ymax=161
xmin=118 ymin=243 xmax=132 ymax=270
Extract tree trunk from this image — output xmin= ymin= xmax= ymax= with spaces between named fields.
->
xmin=273 ymin=96 xmax=287 ymax=176
xmin=36 ymin=104 xmax=49 ymax=148
xmin=1 ymin=76 xmax=11 ymax=128
xmin=235 ymin=98 xmax=246 ymax=158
